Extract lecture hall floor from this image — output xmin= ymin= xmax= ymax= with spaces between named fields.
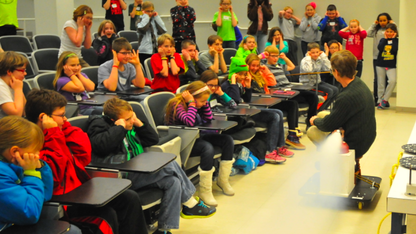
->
xmin=175 ymin=97 xmax=416 ymax=234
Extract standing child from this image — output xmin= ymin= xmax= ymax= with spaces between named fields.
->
xmin=98 ymin=37 xmax=149 ymax=94
xmin=102 ymin=0 xmax=127 ymax=32
xmin=376 ymin=24 xmax=398 ymax=109
xmin=247 ymin=0 xmax=274 ymax=54
xmin=300 ymin=42 xmax=338 ymax=111
xmin=213 ymin=0 xmax=238 ymax=49
xmin=0 ymin=51 xmax=27 ymax=119
xmin=278 ymin=6 xmax=301 ymax=65
xmin=136 ymin=1 xmax=167 ymax=64
xmin=199 ymin=35 xmax=228 ymax=75
xmin=151 ymin=34 xmax=185 ymax=93
xmin=0 ymin=116 xmax=53 ymax=232
xmin=180 ymin=40 xmax=206 ymax=86
xmin=54 ymin=51 xmax=103 ymax=116
xmin=165 ymin=81 xmax=235 ymax=207
xmin=171 ymin=0 xmax=197 ymax=53
xmin=92 ymin=20 xmax=119 ymax=65
xmin=299 ymin=2 xmax=321 ymax=56
xmin=129 ymin=0 xmax=143 ymax=31
xmin=367 ymin=12 xmax=395 ymax=106
xmin=339 ymin=19 xmax=367 ymax=78
xmin=317 ymin=4 xmax=347 ymax=46
xmin=265 ymin=27 xmax=289 ymax=70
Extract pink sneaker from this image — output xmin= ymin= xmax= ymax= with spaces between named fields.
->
xmin=265 ymin=150 xmax=287 ymax=164
xmin=278 ymin=146 xmax=294 ymax=158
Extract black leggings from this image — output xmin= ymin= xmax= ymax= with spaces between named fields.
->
xmin=272 ymin=99 xmax=298 ymax=130
xmin=292 ymin=90 xmax=318 ymax=126
xmin=190 ymin=133 xmax=234 ymax=170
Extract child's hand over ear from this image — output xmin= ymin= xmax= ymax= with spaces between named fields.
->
xmin=158 ymin=47 xmax=166 ymax=58
xmin=182 ymin=91 xmax=195 ymax=103
xmin=182 ymin=49 xmax=191 ymax=61
xmin=244 ymin=74 xmax=252 ymax=88
xmin=115 ymin=119 xmax=127 ymax=128
xmin=194 ymin=50 xmax=199 ymax=61
xmin=132 ymin=112 xmax=143 ymax=127
xmin=129 ymin=49 xmax=140 ymax=66
xmin=324 ymin=43 xmax=329 ymax=54
xmin=231 ymin=73 xmax=237 ymax=84
xmin=15 ymin=152 xmax=40 ymax=171
xmin=10 ymin=74 xmax=23 ymax=91
xmin=215 ymin=86 xmax=224 ymax=96
xmin=112 ymin=50 xmax=119 ymax=66
xmin=243 ymin=44 xmax=248 ymax=51
xmin=279 ymin=52 xmax=287 ymax=59
xmin=64 ymin=65 xmax=74 ymax=77
xmin=41 ymin=114 xmax=58 ymax=130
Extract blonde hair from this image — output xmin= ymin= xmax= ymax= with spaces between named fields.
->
xmin=73 ymin=5 xmax=93 ymax=21
xmin=264 ymin=45 xmax=279 ymax=54
xmin=0 ymin=51 xmax=29 ymax=76
xmin=220 ymin=0 xmax=232 ymax=4
xmin=142 ymin=1 xmax=154 ymax=10
xmin=0 ymin=116 xmax=44 ymax=156
xmin=245 ymin=54 xmax=266 ymax=88
xmin=53 ymin=51 xmax=78 ymax=88
xmin=97 ymin=20 xmax=116 ymax=34
xmin=284 ymin=6 xmax=293 ymax=12
xmin=157 ymin=34 xmax=175 ymax=47
xmin=103 ymin=98 xmax=133 ymax=120
xmin=165 ymin=81 xmax=211 ymax=124
xmin=349 ymin=19 xmax=360 ymax=26
xmin=239 ymin=35 xmax=257 ymax=49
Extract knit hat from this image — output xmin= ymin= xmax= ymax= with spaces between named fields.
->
xmin=310 ymin=2 xmax=317 ymax=9
xmin=228 ymin=57 xmax=249 ymax=80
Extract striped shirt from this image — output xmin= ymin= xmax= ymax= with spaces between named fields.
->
xmin=168 ymin=102 xmax=213 ymax=127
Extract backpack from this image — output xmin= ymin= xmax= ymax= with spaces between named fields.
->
xmin=69 ymin=216 xmax=114 ymax=234
xmin=233 ymin=146 xmax=259 ymax=174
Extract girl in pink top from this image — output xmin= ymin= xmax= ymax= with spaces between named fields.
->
xmin=339 ymin=19 xmax=367 ymax=78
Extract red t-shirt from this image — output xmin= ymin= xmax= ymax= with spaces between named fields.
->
xmin=150 ymin=53 xmax=184 ymax=93
xmin=339 ymin=30 xmax=367 ymax=60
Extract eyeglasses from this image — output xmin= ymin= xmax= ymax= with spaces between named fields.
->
xmin=118 ymin=52 xmax=132 ymax=56
xmin=207 ymin=84 xmax=219 ymax=89
xmin=14 ymin=68 xmax=26 ymax=73
xmin=51 ymin=113 xmax=66 ymax=118
xmin=269 ymin=55 xmax=279 ymax=58
xmin=221 ymin=3 xmax=230 ymax=5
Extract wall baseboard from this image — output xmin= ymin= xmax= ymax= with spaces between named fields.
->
xmin=396 ymin=107 xmax=416 ymax=113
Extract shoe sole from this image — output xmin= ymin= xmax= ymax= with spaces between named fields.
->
xmin=285 ymin=141 xmax=306 ymax=150
xmin=265 ymin=158 xmax=286 ymax=164
xmin=180 ymin=211 xmax=216 ymax=219
xmin=216 ymin=183 xmax=235 ymax=196
xmin=279 ymin=154 xmax=294 ymax=158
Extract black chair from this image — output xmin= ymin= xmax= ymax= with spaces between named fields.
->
xmin=223 ymin=48 xmax=237 ymax=66
xmin=144 ymin=58 xmax=154 ymax=80
xmin=33 ymin=34 xmax=61 ymax=50
xmin=81 ymin=66 xmax=99 ymax=90
xmin=23 ymin=80 xmax=32 ymax=98
xmin=0 ymin=35 xmax=33 ymax=56
xmin=117 ymin=30 xmax=138 ymax=43
xmin=81 ymin=47 xmax=99 ymax=66
xmin=33 ymin=72 xmax=55 ymax=90
xmin=16 ymin=52 xmax=37 ymax=79
xmin=32 ymin=49 xmax=59 ymax=73
xmin=131 ymin=41 xmax=139 ymax=52
xmin=93 ymin=32 xmax=99 ymax=39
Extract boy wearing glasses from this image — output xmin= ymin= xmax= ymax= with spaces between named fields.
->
xmin=98 ymin=37 xmax=150 ymax=93
xmin=0 ymin=51 xmax=28 ymax=119
xmin=150 ymin=34 xmax=185 ymax=93
xmin=179 ymin=40 xmax=206 ymax=86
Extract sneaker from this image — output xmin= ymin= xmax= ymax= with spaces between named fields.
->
xmin=258 ymin=159 xmax=266 ymax=166
xmin=265 ymin=150 xmax=286 ymax=163
xmin=286 ymin=134 xmax=306 ymax=150
xmin=153 ymin=230 xmax=172 ymax=234
xmin=180 ymin=197 xmax=216 ymax=219
xmin=278 ymin=146 xmax=294 ymax=158
xmin=377 ymin=100 xmax=388 ymax=110
xmin=295 ymin=127 xmax=303 ymax=138
xmin=386 ymin=101 xmax=390 ymax=107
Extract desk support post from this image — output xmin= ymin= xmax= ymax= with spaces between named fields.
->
xmin=391 ymin=212 xmax=406 ymax=234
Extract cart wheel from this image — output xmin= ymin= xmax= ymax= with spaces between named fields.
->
xmin=358 ymin=202 xmax=363 ymax=210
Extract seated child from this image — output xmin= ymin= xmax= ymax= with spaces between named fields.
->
xmin=234 ymin=35 xmax=269 ymax=60
xmin=262 ymin=46 xmax=318 ymax=129
xmin=201 ymin=69 xmax=291 ymax=164
xmin=321 ymin=40 xmax=342 ymax=85
xmin=54 ymin=51 xmax=103 ymax=115
xmin=25 ymin=89 xmax=148 ymax=234
xmin=265 ymin=27 xmax=289 ymax=71
xmin=87 ymin=97 xmax=216 ymax=233
xmin=317 ymin=4 xmax=347 ymax=45
xmin=97 ymin=37 xmax=151 ymax=98
xmin=180 ymin=39 xmax=206 ymax=86
xmin=0 ymin=116 xmax=53 ymax=231
xmin=165 ymin=81 xmax=235 ymax=207
xmin=151 ymin=34 xmax=185 ymax=93
xmin=0 ymin=51 xmax=28 ymax=119
xmin=137 ymin=1 xmax=167 ymax=64
xmin=300 ymin=42 xmax=338 ymax=111
xmin=92 ymin=20 xmax=119 ymax=65
xmin=199 ymin=35 xmax=228 ymax=75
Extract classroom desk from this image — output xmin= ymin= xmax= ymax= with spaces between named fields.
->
xmin=245 ymin=96 xmax=282 ymax=108
xmin=170 ymin=120 xmax=238 ymax=132
xmin=2 ymin=220 xmax=71 ymax=234
xmin=69 ymin=94 xmax=117 ymax=106
xmin=212 ymin=106 xmax=261 ymax=117
xmin=387 ymin=121 xmax=416 ymax=234
xmin=253 ymin=89 xmax=300 ymax=99
xmin=95 ymin=87 xmax=153 ymax=95
xmin=51 ymin=177 xmax=131 ymax=207
xmin=88 ymin=152 xmax=177 ymax=173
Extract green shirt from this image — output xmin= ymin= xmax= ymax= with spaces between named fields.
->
xmin=0 ymin=0 xmax=18 ymax=28
xmin=213 ymin=11 xmax=238 ymax=41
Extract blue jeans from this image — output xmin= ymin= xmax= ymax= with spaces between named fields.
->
xmin=127 ymin=161 xmax=196 ymax=230
xmin=222 ymin=41 xmax=236 ymax=49
xmin=253 ymin=31 xmax=268 ymax=54
xmin=252 ymin=108 xmax=285 ymax=152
